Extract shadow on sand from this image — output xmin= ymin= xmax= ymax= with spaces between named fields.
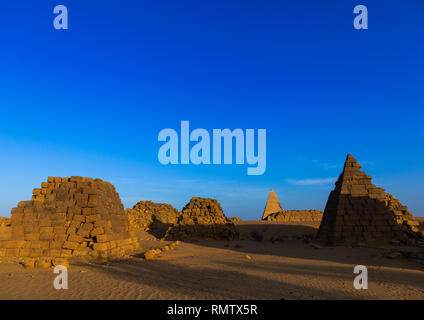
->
xmin=69 ymin=221 xmax=424 ymax=299
xmin=82 ymin=238 xmax=424 ymax=299
xmin=150 ymin=222 xmax=424 ymax=272
xmin=83 ymin=254 xmax=375 ymax=299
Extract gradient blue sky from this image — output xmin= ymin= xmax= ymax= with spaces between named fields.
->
xmin=0 ymin=1 xmax=423 ymax=219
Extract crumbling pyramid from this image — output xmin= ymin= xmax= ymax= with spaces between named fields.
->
xmin=165 ymin=197 xmax=239 ymax=241
xmin=0 ymin=217 xmax=10 ymax=227
xmin=317 ymin=154 xmax=420 ymax=245
xmin=262 ymin=190 xmax=283 ymax=220
xmin=0 ymin=177 xmax=139 ymax=260
xmin=126 ymin=201 xmax=180 ymax=237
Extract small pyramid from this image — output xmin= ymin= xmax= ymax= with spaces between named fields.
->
xmin=317 ymin=154 xmax=420 ymax=245
xmin=165 ymin=197 xmax=239 ymax=241
xmin=262 ymin=190 xmax=283 ymax=220
xmin=126 ymin=201 xmax=180 ymax=237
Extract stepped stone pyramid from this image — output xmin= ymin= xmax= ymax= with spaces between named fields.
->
xmin=262 ymin=190 xmax=283 ymax=220
xmin=126 ymin=200 xmax=180 ymax=237
xmin=317 ymin=154 xmax=420 ymax=245
xmin=165 ymin=197 xmax=239 ymax=241
xmin=0 ymin=177 xmax=139 ymax=260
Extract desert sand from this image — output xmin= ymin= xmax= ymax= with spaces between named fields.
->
xmin=0 ymin=220 xmax=423 ymax=300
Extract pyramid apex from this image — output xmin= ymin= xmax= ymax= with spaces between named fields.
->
xmin=346 ymin=154 xmax=357 ymax=161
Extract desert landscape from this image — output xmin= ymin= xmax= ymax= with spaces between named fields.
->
xmin=0 ymin=220 xmax=423 ymax=300
xmin=0 ymin=154 xmax=423 ymax=300
xmin=2 ymin=1 xmax=422 ymax=307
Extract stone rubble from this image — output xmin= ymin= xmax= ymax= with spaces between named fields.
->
xmin=264 ymin=210 xmax=323 ymax=222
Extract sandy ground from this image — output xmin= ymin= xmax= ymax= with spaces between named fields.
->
xmin=0 ymin=220 xmax=423 ymax=300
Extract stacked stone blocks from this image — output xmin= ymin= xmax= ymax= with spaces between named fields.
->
xmin=165 ymin=197 xmax=239 ymax=241
xmin=126 ymin=200 xmax=180 ymax=237
xmin=0 ymin=177 xmax=139 ymax=260
xmin=317 ymin=155 xmax=420 ymax=245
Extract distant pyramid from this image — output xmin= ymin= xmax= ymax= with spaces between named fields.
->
xmin=317 ymin=154 xmax=420 ymax=245
xmin=262 ymin=190 xmax=283 ymax=220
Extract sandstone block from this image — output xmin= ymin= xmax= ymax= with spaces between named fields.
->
xmin=63 ymin=241 xmax=79 ymax=250
xmin=93 ymin=242 xmax=109 ymax=251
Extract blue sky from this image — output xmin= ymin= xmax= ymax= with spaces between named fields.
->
xmin=0 ymin=1 xmax=423 ymax=218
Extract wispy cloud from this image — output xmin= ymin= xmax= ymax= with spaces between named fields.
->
xmin=286 ymin=177 xmax=336 ymax=186
xmin=311 ymin=159 xmax=339 ymax=170
xmin=290 ymin=156 xmax=340 ymax=171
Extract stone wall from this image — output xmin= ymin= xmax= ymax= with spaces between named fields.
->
xmin=264 ymin=210 xmax=323 ymax=222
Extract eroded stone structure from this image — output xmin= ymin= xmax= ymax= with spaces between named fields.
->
xmin=165 ymin=197 xmax=239 ymax=241
xmin=126 ymin=201 xmax=180 ymax=237
xmin=0 ymin=177 xmax=139 ymax=260
xmin=262 ymin=190 xmax=322 ymax=222
xmin=264 ymin=210 xmax=323 ymax=222
xmin=317 ymin=154 xmax=420 ymax=245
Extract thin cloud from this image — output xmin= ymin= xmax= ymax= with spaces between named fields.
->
xmin=291 ymin=156 xmax=340 ymax=171
xmin=286 ymin=177 xmax=336 ymax=186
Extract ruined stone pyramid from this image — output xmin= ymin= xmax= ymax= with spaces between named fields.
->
xmin=126 ymin=200 xmax=180 ymax=237
xmin=165 ymin=197 xmax=239 ymax=241
xmin=262 ymin=189 xmax=283 ymax=220
xmin=0 ymin=177 xmax=139 ymax=260
xmin=317 ymin=154 xmax=420 ymax=245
